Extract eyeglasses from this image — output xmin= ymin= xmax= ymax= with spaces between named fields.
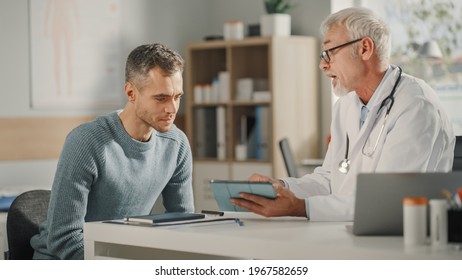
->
xmin=320 ymin=38 xmax=363 ymax=63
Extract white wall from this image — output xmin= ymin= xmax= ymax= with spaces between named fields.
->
xmin=0 ymin=0 xmax=332 ymax=190
xmin=0 ymin=0 xmax=211 ymax=188
xmin=0 ymin=0 xmax=211 ymax=117
xmin=206 ymin=0 xmax=333 ymax=154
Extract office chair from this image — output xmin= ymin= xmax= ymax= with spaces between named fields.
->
xmin=453 ymin=135 xmax=462 ymax=171
xmin=5 ymin=189 xmax=51 ymax=260
xmin=279 ymin=138 xmax=299 ymax=177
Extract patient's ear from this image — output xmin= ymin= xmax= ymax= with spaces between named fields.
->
xmin=124 ymin=82 xmax=136 ymax=102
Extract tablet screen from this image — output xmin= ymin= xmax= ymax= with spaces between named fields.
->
xmin=209 ymin=180 xmax=276 ymax=211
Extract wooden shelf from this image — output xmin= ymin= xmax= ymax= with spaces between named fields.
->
xmin=185 ymin=36 xmax=320 ymax=210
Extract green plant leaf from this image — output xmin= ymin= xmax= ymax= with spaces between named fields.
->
xmin=264 ymin=0 xmax=293 ymax=14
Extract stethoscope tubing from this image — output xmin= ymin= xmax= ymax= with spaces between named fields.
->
xmin=338 ymin=67 xmax=402 ymax=174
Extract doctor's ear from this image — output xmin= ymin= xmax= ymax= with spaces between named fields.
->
xmin=359 ymin=37 xmax=374 ymax=60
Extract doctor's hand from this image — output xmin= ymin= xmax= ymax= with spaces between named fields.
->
xmin=230 ymin=182 xmax=307 ymax=218
xmin=248 ymin=173 xmax=284 ymax=187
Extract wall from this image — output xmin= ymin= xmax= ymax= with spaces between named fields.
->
xmin=0 ymin=0 xmax=332 ymax=190
xmin=206 ymin=0 xmax=332 ymax=154
xmin=0 ymin=0 xmax=210 ymax=188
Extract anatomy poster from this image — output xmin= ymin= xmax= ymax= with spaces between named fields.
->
xmin=29 ymin=0 xmax=123 ymax=109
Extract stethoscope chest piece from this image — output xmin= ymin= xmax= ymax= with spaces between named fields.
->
xmin=338 ymin=133 xmax=350 ymax=174
xmin=338 ymin=158 xmax=350 ymax=174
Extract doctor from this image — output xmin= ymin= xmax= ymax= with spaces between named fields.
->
xmin=231 ymin=7 xmax=455 ymax=221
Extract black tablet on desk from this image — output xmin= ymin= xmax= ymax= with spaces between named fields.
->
xmin=125 ymin=212 xmax=205 ymax=225
xmin=210 ymin=180 xmax=276 ymax=212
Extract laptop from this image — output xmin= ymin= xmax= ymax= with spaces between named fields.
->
xmin=352 ymin=172 xmax=461 ymax=236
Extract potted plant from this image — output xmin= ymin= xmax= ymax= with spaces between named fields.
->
xmin=260 ymin=0 xmax=293 ymax=36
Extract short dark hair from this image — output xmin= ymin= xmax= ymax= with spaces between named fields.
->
xmin=125 ymin=43 xmax=184 ymax=86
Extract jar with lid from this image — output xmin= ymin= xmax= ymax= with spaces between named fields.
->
xmin=429 ymin=199 xmax=448 ymax=247
xmin=223 ymin=20 xmax=244 ymax=40
xmin=403 ymin=197 xmax=428 ymax=246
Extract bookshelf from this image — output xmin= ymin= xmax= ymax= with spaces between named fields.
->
xmin=185 ymin=36 xmax=320 ymax=210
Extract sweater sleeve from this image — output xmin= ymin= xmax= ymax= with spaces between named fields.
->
xmin=45 ymin=127 xmax=99 ymax=259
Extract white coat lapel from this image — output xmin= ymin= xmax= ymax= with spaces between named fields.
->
xmin=348 ymin=66 xmax=401 ymax=163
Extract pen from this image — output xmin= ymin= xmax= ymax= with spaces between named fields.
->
xmin=456 ymin=187 xmax=462 ymax=207
xmin=442 ymin=189 xmax=458 ymax=208
xmin=201 ymin=210 xmax=224 ymax=216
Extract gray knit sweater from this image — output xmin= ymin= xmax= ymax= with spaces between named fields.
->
xmin=30 ymin=111 xmax=194 ymax=259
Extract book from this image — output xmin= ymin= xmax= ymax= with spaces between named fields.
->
xmin=218 ymin=71 xmax=230 ymax=102
xmin=246 ymin=114 xmax=257 ymax=159
xmin=194 ymin=108 xmax=206 ymax=157
xmin=252 ymin=91 xmax=271 ymax=102
xmin=246 ymin=106 xmax=270 ymax=160
xmin=256 ymin=106 xmax=270 ymax=160
xmin=216 ymin=106 xmax=226 ymax=160
xmin=204 ymin=108 xmax=218 ymax=157
xmin=194 ymin=108 xmax=217 ymax=158
xmin=109 ymin=216 xmax=243 ymax=228
xmin=125 ymin=212 xmax=205 ymax=225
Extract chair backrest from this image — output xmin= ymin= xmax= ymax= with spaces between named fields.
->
xmin=279 ymin=138 xmax=299 ymax=177
xmin=454 ymin=136 xmax=462 ymax=171
xmin=6 ymin=190 xmax=51 ymax=260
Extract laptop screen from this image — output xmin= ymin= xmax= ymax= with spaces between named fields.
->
xmin=353 ymin=172 xmax=461 ymax=235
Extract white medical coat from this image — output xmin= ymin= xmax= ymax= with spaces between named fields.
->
xmin=284 ymin=65 xmax=455 ymax=221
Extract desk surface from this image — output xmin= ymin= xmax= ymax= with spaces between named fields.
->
xmin=84 ymin=213 xmax=461 ymax=260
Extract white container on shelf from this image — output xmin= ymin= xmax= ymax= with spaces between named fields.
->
xmin=202 ymin=84 xmax=212 ymax=102
xmin=218 ymin=71 xmax=230 ymax=102
xmin=235 ymin=144 xmax=247 ymax=161
xmin=236 ymin=78 xmax=253 ymax=101
xmin=223 ymin=20 xmax=244 ymax=40
xmin=193 ymin=84 xmax=203 ymax=103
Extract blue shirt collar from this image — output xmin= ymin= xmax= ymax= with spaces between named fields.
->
xmin=359 ymin=66 xmax=394 ymax=127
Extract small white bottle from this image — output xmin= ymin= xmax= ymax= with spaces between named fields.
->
xmin=202 ymin=84 xmax=212 ymax=102
xmin=223 ymin=20 xmax=244 ymax=40
xmin=193 ymin=84 xmax=203 ymax=103
xmin=403 ymin=197 xmax=428 ymax=246
xmin=429 ymin=199 xmax=448 ymax=247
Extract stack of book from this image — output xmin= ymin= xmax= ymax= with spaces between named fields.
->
xmin=123 ymin=212 xmax=243 ymax=227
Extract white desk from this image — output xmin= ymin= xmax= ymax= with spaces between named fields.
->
xmin=84 ymin=213 xmax=461 ymax=260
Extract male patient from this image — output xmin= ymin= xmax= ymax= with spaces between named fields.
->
xmin=31 ymin=43 xmax=194 ymax=259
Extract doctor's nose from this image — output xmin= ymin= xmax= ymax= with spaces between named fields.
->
xmin=319 ymin=58 xmax=329 ymax=71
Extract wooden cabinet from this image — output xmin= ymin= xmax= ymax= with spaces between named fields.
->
xmin=185 ymin=36 xmax=320 ymax=210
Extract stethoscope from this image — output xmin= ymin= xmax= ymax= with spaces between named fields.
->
xmin=338 ymin=134 xmax=350 ymax=173
xmin=338 ymin=66 xmax=402 ymax=174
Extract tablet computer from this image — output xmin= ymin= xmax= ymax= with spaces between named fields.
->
xmin=209 ymin=180 xmax=276 ymax=212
